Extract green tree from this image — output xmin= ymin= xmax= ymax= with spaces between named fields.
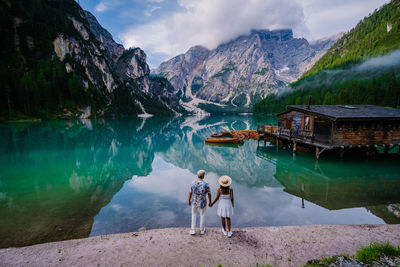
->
xmin=322 ymin=91 xmax=333 ymax=105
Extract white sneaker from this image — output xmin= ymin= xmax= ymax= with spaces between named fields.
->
xmin=222 ymin=229 xmax=227 ymax=236
xmin=200 ymin=228 xmax=206 ymax=235
xmin=228 ymin=231 xmax=233 ymax=238
xmin=189 ymin=229 xmax=196 ymax=235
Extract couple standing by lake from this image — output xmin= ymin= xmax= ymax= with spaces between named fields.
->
xmin=188 ymin=170 xmax=234 ymax=237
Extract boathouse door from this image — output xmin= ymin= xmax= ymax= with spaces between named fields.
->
xmin=314 ymin=120 xmax=332 ymax=144
xmin=292 ymin=116 xmax=302 ymax=131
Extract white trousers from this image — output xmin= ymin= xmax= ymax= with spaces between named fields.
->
xmin=191 ymin=205 xmax=206 ymax=231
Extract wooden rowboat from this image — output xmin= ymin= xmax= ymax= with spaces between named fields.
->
xmin=205 ymin=137 xmax=244 ymax=144
xmin=211 ymin=131 xmax=232 ymax=137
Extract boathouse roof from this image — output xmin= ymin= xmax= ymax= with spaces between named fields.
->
xmin=280 ymin=105 xmax=400 ymax=120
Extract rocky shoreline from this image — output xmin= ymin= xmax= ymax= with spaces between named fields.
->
xmin=1 ymin=224 xmax=400 ymax=267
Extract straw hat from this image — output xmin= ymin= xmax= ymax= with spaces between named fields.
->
xmin=218 ymin=175 xmax=232 ymax=187
xmin=197 ymin=170 xmax=205 ymax=177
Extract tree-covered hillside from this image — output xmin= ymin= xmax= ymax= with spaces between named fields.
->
xmin=253 ymin=0 xmax=400 ymax=114
xmin=0 ymin=0 xmax=181 ymax=121
xmin=299 ymin=0 xmax=400 ymax=81
xmin=0 ymin=0 xmax=101 ymax=120
xmin=253 ymin=73 xmax=400 ymax=114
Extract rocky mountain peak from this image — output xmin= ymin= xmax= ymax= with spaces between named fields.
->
xmin=310 ymin=32 xmax=345 ymax=51
xmin=0 ymin=0 xmax=185 ymax=119
xmin=186 ymin=45 xmax=210 ymax=58
xmin=250 ymin=29 xmax=293 ymax=42
xmin=84 ymin=11 xmax=124 ymax=64
xmin=153 ymin=28 xmax=340 ymax=114
xmin=117 ymin=48 xmax=150 ymax=81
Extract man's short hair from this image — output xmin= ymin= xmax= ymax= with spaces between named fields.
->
xmin=197 ymin=170 xmax=205 ymax=177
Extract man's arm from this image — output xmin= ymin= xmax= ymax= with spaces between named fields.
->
xmin=210 ymin=188 xmax=221 ymax=206
xmin=188 ymin=189 xmax=192 ymax=206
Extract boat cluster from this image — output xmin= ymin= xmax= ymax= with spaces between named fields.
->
xmin=205 ymin=130 xmax=260 ymax=144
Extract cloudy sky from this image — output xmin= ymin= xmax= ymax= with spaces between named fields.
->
xmin=80 ymin=0 xmax=390 ymax=68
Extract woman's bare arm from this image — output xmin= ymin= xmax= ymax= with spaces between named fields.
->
xmin=210 ymin=188 xmax=221 ymax=206
xmin=230 ymin=188 xmax=234 ymax=207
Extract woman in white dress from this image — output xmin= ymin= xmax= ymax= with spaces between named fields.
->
xmin=210 ymin=175 xmax=234 ymax=237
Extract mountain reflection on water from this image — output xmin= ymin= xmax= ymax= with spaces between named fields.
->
xmin=0 ymin=115 xmax=399 ymax=248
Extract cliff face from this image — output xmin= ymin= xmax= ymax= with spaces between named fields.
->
xmin=55 ymin=4 xmax=184 ymax=117
xmin=0 ymin=0 xmax=183 ymax=120
xmin=153 ymin=29 xmax=339 ymax=114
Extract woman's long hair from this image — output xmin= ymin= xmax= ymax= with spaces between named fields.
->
xmin=220 ymin=185 xmax=230 ymax=194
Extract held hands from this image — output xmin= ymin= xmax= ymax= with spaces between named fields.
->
xmin=188 ymin=200 xmax=191 ymax=206
xmin=209 ymin=202 xmax=213 ymax=207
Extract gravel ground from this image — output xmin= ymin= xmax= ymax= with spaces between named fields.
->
xmin=1 ymin=224 xmax=399 ymax=267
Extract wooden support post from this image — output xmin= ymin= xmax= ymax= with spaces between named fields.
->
xmin=384 ymin=144 xmax=389 ymax=155
xmin=365 ymin=146 xmax=377 ymax=159
xmin=340 ymin=148 xmax=345 ymax=159
xmin=264 ymin=138 xmax=266 ymax=147
xmin=293 ymin=142 xmax=297 ymax=154
xmin=315 ymin=147 xmax=327 ymax=161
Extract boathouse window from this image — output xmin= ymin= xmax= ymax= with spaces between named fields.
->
xmin=348 ymin=123 xmax=353 ymax=130
xmin=286 ymin=120 xmax=292 ymax=129
xmin=337 ymin=123 xmax=342 ymax=131
xmin=362 ymin=122 xmax=367 ymax=130
xmin=394 ymin=123 xmax=398 ymax=130
xmin=304 ymin=116 xmax=311 ymax=131
xmin=283 ymin=119 xmax=292 ymax=129
xmin=371 ymin=122 xmax=376 ymax=130
xmin=354 ymin=123 xmax=359 ymax=131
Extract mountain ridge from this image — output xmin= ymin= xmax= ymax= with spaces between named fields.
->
xmin=0 ymin=0 xmax=184 ymax=121
xmin=153 ymin=29 xmax=340 ymax=114
xmin=299 ymin=0 xmax=400 ymax=80
xmin=253 ymin=0 xmax=400 ymax=114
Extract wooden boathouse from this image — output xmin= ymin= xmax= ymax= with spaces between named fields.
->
xmin=257 ymin=105 xmax=400 ymax=159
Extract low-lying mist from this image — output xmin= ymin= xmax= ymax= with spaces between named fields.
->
xmin=281 ymin=49 xmax=400 ymax=95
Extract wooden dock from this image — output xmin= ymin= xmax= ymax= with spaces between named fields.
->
xmin=257 ymin=105 xmax=400 ymax=160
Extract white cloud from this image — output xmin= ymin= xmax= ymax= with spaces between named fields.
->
xmin=120 ymin=0 xmax=306 ymax=58
xmin=119 ymin=0 xmax=390 ymax=66
xmin=95 ymin=2 xmax=108 ymax=12
xmin=301 ymin=0 xmax=390 ymax=40
xmin=95 ymin=0 xmax=121 ymax=12
xmin=144 ymin=5 xmax=162 ymax=17
xmin=147 ymin=0 xmax=164 ymax=3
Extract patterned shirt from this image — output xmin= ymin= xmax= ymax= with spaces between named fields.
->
xmin=191 ymin=179 xmax=210 ymax=208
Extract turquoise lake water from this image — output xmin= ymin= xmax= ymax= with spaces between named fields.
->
xmin=0 ymin=115 xmax=400 ymax=248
